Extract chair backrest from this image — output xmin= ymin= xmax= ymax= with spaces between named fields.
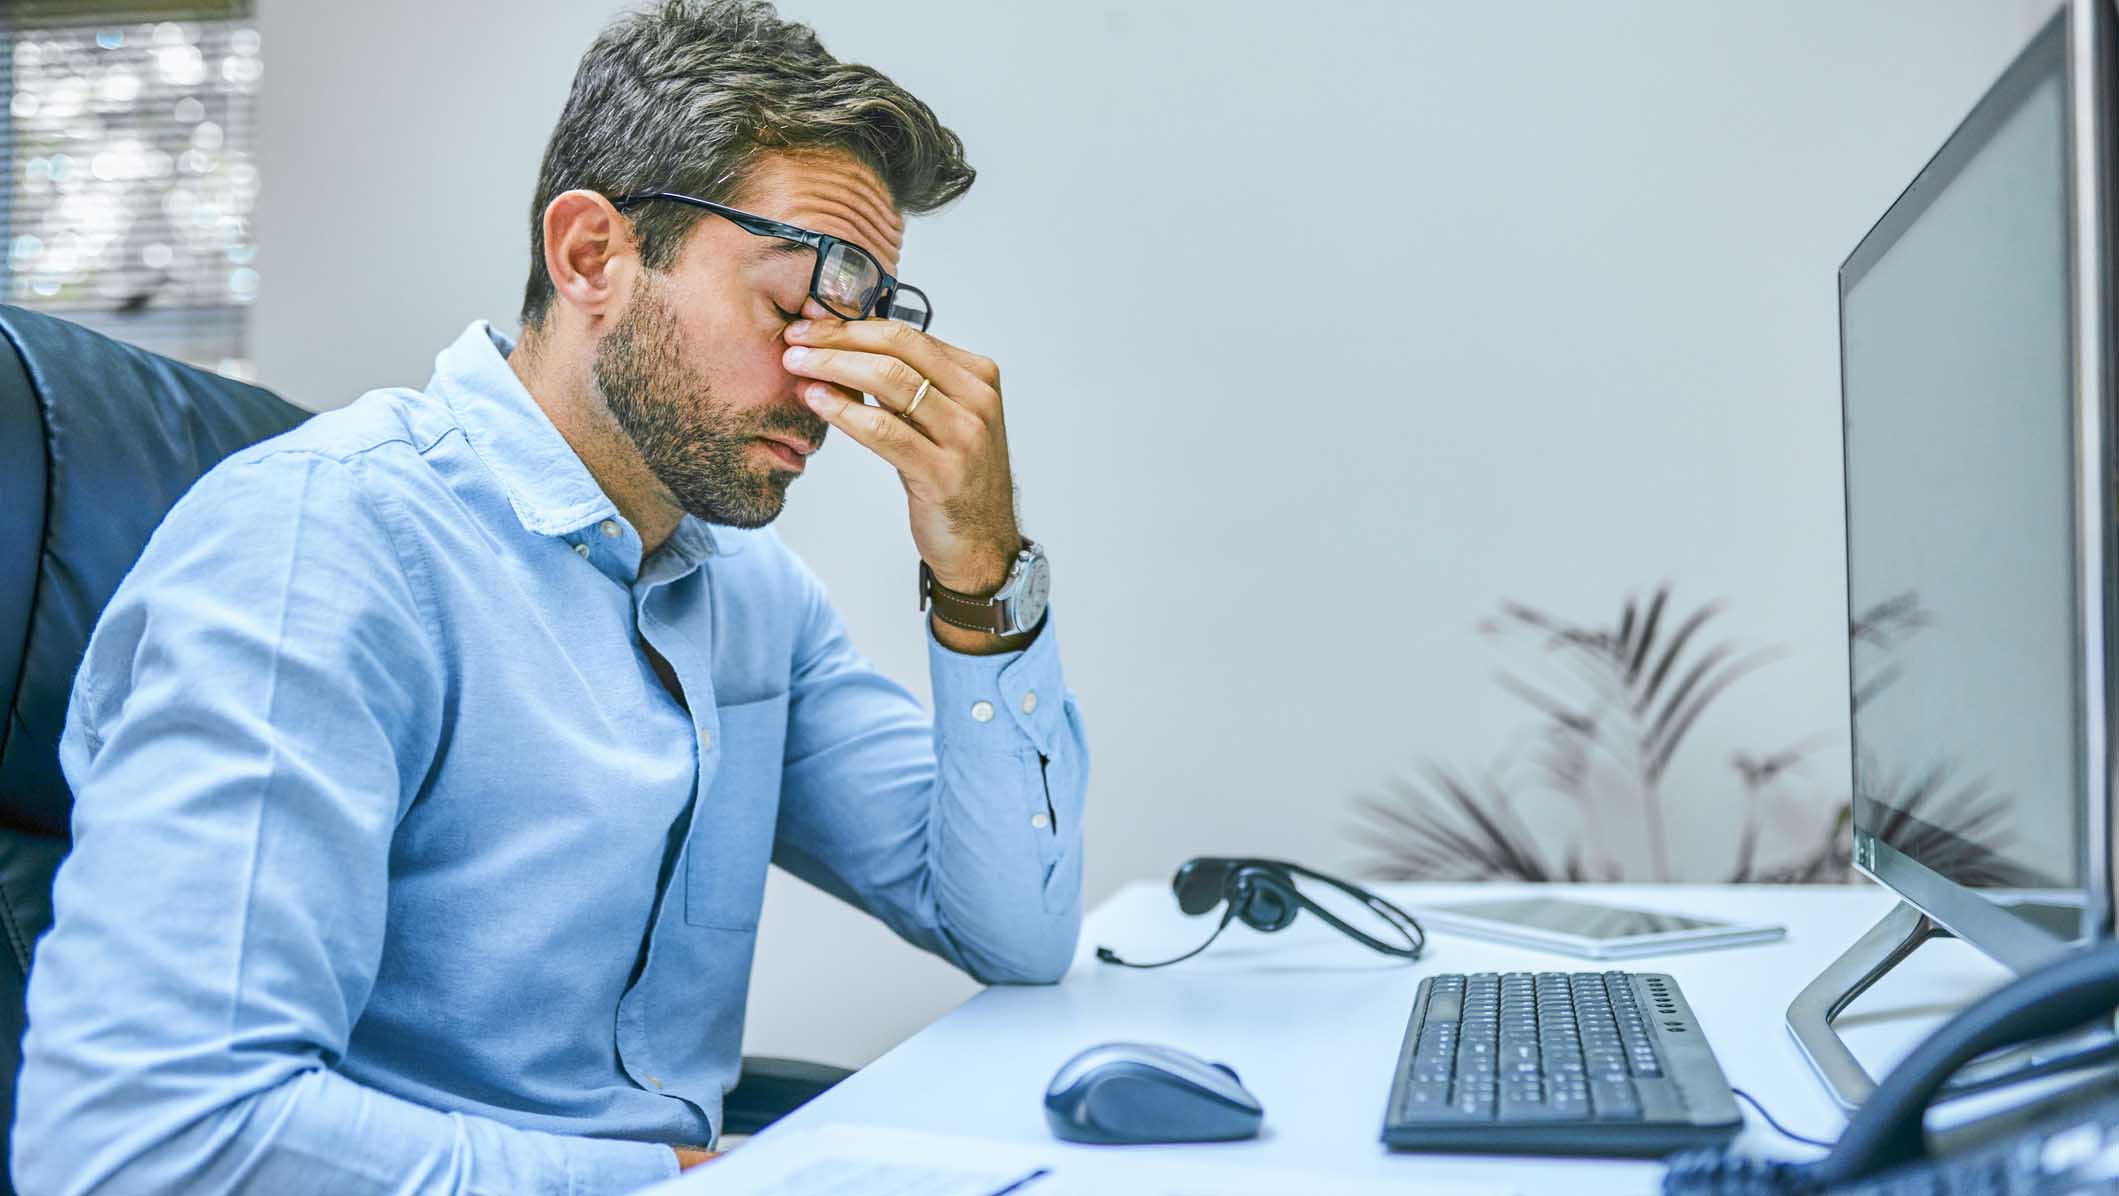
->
xmin=0 ymin=305 xmax=307 ymax=1192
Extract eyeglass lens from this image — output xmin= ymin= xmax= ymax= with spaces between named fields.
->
xmin=882 ymin=285 xmax=931 ymax=330
xmin=815 ymin=241 xmax=930 ymax=330
xmin=817 ymin=242 xmax=881 ymax=318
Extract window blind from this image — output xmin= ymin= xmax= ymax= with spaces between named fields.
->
xmin=1 ymin=0 xmax=258 ymax=376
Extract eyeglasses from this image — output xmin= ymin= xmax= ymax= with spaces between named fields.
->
xmin=610 ymin=190 xmax=933 ymax=332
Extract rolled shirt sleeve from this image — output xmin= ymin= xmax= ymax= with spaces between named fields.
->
xmin=772 ymin=551 xmax=1087 ymax=985
xmin=14 ymin=450 xmax=678 ymax=1196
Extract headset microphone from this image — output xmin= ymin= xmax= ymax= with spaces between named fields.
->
xmin=1095 ymin=904 xmax=1242 ymax=969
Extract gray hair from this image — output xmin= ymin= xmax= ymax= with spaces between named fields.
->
xmin=519 ymin=0 xmax=975 ymax=330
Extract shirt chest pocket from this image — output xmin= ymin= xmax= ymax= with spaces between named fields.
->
xmin=683 ymin=692 xmax=789 ymax=929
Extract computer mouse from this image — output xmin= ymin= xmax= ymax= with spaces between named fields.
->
xmin=1042 ymin=1041 xmax=1264 ymax=1145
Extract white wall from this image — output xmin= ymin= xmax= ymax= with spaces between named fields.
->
xmin=253 ymin=0 xmax=2059 ymax=1068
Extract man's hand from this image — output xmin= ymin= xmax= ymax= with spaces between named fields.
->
xmin=783 ymin=318 xmax=1022 ymax=602
xmin=673 ymin=1146 xmax=719 ymax=1169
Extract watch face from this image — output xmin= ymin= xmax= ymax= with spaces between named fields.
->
xmin=1016 ymin=555 xmax=1051 ymax=630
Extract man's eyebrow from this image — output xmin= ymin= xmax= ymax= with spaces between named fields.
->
xmin=760 ymin=239 xmax=813 ymax=258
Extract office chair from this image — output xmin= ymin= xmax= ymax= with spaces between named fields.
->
xmin=0 ymin=305 xmax=844 ymax=1192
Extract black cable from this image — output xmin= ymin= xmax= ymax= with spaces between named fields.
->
xmin=1730 ymin=1086 xmax=1835 ymax=1149
xmin=1094 ymin=905 xmax=1239 ymax=969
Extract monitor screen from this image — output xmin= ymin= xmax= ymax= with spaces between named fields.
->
xmin=1841 ymin=51 xmax=2084 ymax=905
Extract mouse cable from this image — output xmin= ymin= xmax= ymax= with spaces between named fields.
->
xmin=1729 ymin=1086 xmax=1835 ymax=1150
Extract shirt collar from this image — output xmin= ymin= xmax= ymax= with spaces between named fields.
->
xmin=429 ymin=320 xmax=726 ymax=558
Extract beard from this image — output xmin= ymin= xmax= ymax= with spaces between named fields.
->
xmin=591 ymin=277 xmax=827 ymax=529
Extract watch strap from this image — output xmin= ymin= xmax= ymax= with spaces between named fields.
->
xmin=920 ymin=560 xmax=1013 ymax=634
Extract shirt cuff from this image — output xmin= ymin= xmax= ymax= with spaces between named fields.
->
xmin=927 ymin=608 xmax=1068 ymax=755
xmin=565 ymin=1133 xmax=679 ymax=1196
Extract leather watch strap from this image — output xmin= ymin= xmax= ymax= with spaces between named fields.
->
xmin=920 ymin=561 xmax=1012 ymax=634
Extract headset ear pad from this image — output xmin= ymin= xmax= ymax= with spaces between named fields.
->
xmin=1172 ymin=857 xmax=1240 ymax=916
xmin=1232 ymin=869 xmax=1299 ymax=933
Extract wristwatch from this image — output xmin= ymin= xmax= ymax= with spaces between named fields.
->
xmin=920 ymin=541 xmax=1051 ymax=636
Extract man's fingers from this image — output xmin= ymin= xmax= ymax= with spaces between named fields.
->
xmin=801 ymin=383 xmax=935 ymax=473
xmin=785 ymin=347 xmax=979 ymax=445
xmin=785 ymin=346 xmax=927 ymax=408
xmin=931 ymin=341 xmax=1000 ymax=391
xmin=784 ymin=318 xmax=996 ymax=417
xmin=872 ymin=319 xmax=998 ymax=389
xmin=813 ymin=378 xmax=862 ymax=403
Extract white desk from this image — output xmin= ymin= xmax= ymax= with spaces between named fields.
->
xmin=739 ymin=883 xmax=2012 ymax=1192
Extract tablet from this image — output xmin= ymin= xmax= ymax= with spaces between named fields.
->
xmin=1413 ymin=895 xmax=1786 ymax=960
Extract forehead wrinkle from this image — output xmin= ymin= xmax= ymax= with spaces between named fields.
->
xmin=830 ymin=172 xmax=905 ymax=242
xmin=744 ymin=152 xmax=906 ymax=273
xmin=805 ymin=196 xmax=903 ymax=268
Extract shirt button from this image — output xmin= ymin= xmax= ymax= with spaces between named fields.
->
xmin=1021 ymin=690 xmax=1038 ymax=715
xmin=645 ymin=1074 xmax=663 ymax=1090
xmin=700 ymin=729 xmax=713 ymax=751
xmin=573 ymin=543 xmax=591 ymax=559
xmin=600 ymin=519 xmax=621 ymax=538
xmin=970 ymin=700 xmax=995 ymax=723
xmin=1031 ymin=812 xmax=1049 ymax=829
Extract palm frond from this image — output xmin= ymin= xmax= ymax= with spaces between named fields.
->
xmin=1647 ymin=647 xmax=1785 ymax=781
xmin=1349 ymin=582 xmax=2013 ymax=888
xmin=1625 ymin=587 xmax=1669 ymax=683
xmin=1348 ymin=770 xmax=1566 ymax=882
xmin=1350 ymin=583 xmax=1846 ymax=885
xmin=1859 ymin=757 xmax=2033 ymax=889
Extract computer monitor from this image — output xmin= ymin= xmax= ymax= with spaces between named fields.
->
xmin=1788 ymin=0 xmax=2119 ymax=1111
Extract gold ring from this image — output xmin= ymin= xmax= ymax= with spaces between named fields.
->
xmin=903 ymin=377 xmax=932 ymax=419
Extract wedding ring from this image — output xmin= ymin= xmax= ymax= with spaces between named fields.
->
xmin=903 ymin=377 xmax=932 ymax=419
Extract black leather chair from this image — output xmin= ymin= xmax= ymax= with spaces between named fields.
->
xmin=0 ymin=305 xmax=845 ymax=1191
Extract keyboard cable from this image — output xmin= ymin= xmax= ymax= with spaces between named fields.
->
xmin=1729 ymin=1086 xmax=1835 ymax=1150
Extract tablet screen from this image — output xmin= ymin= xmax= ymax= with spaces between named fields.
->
xmin=1434 ymin=898 xmax=1729 ymax=940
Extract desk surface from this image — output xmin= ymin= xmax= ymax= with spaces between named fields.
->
xmin=746 ymin=882 xmax=2012 ymax=1192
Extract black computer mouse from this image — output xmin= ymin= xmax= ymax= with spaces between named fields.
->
xmin=1042 ymin=1041 xmax=1264 ymax=1145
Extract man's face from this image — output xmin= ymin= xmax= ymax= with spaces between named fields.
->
xmin=592 ymin=149 xmax=907 ymax=529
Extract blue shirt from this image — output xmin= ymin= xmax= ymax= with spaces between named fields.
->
xmin=15 ymin=322 xmax=1087 ymax=1196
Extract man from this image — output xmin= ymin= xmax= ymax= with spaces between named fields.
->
xmin=13 ymin=2 xmax=1084 ymax=1192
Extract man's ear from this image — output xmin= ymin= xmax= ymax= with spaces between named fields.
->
xmin=541 ymin=190 xmax=635 ymax=325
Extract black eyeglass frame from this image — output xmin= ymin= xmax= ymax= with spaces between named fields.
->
xmin=610 ymin=190 xmax=932 ymax=331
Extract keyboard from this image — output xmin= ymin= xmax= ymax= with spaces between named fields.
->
xmin=1382 ymin=970 xmax=1743 ymax=1157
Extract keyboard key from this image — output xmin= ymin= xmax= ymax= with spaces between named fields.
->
xmin=1502 ymin=1095 xmax=1587 ymax=1122
xmin=1590 ymin=1079 xmax=1642 ymax=1120
xmin=1401 ymin=1081 xmax=1451 ymax=1111
xmin=1426 ymin=989 xmax=1462 ymax=1023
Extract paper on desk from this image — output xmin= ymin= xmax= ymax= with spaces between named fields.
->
xmin=628 ymin=1122 xmax=1517 ymax=1196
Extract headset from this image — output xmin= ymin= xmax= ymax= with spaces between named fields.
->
xmin=1095 ymin=857 xmax=1427 ymax=969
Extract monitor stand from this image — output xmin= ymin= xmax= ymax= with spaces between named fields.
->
xmin=1787 ymin=900 xmax=1949 ymax=1112
xmin=1788 ymin=899 xmax=2119 ymax=1113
